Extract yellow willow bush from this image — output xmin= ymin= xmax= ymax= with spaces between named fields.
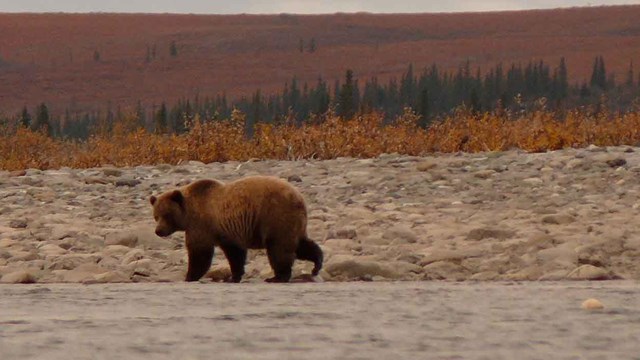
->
xmin=3 ymin=109 xmax=640 ymax=171
xmin=0 ymin=127 xmax=75 ymax=170
xmin=185 ymin=109 xmax=256 ymax=162
xmin=76 ymin=128 xmax=188 ymax=168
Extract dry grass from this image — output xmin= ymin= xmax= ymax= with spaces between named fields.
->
xmin=2 ymin=109 xmax=640 ymax=171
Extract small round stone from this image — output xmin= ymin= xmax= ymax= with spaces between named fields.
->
xmin=581 ymin=298 xmax=604 ymax=310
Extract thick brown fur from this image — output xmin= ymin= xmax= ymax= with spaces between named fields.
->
xmin=149 ymin=176 xmax=323 ymax=283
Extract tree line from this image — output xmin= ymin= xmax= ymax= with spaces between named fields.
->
xmin=4 ymin=55 xmax=640 ymax=139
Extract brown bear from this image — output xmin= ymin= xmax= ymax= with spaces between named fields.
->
xmin=149 ymin=175 xmax=323 ymax=283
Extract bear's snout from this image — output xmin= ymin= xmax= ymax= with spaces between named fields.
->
xmin=155 ymin=228 xmax=172 ymax=237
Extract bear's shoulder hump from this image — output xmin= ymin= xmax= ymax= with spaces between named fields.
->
xmin=185 ymin=179 xmax=223 ymax=196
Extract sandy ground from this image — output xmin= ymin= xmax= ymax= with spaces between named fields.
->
xmin=1 ymin=281 xmax=639 ymax=359
xmin=1 ymin=145 xmax=640 ymax=283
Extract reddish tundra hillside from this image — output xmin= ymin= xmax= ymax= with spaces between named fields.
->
xmin=0 ymin=5 xmax=640 ymax=115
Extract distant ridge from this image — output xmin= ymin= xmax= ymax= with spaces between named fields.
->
xmin=0 ymin=4 xmax=639 ymax=114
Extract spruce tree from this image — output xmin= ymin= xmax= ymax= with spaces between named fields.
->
xmin=333 ymin=79 xmax=340 ymax=107
xmin=252 ymin=89 xmax=263 ymax=125
xmin=495 ymin=63 xmax=504 ymax=98
xmin=418 ymin=88 xmax=430 ymax=127
xmin=558 ymin=57 xmax=569 ymax=99
xmin=353 ymin=79 xmax=361 ymax=114
xmin=290 ymin=77 xmax=300 ymax=114
xmin=170 ymin=41 xmax=178 ymax=57
xmin=244 ymin=89 xmax=261 ymax=136
xmin=19 ymin=106 xmax=31 ymax=128
xmin=34 ymin=103 xmax=51 ymax=136
xmin=311 ymin=77 xmax=330 ymax=115
xmin=135 ymin=101 xmax=146 ymax=129
xmin=63 ymin=108 xmax=71 ymax=137
xmin=626 ymin=61 xmax=634 ymax=88
xmin=309 ymin=38 xmax=316 ymax=53
xmin=469 ymin=88 xmax=481 ymax=114
xmin=400 ymin=64 xmax=415 ymax=107
xmin=155 ymin=103 xmax=168 ymax=134
xmin=300 ymin=82 xmax=310 ymax=121
xmin=590 ymin=57 xmax=599 ymax=88
xmin=51 ymin=117 xmax=61 ymax=138
xmin=590 ymin=56 xmax=606 ymax=90
xmin=598 ymin=56 xmax=607 ymax=90
xmin=338 ymin=69 xmax=355 ymax=119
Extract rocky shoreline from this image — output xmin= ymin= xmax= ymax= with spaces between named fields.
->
xmin=1 ymin=145 xmax=640 ymax=284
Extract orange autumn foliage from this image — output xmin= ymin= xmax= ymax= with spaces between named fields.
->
xmin=2 ymin=109 xmax=640 ymax=171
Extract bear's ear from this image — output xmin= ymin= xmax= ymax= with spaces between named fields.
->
xmin=170 ymin=190 xmax=184 ymax=207
xmin=149 ymin=195 xmax=157 ymax=206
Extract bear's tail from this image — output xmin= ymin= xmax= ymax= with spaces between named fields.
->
xmin=296 ymin=236 xmax=323 ymax=276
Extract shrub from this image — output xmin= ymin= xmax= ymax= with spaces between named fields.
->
xmin=2 ymin=109 xmax=639 ymax=171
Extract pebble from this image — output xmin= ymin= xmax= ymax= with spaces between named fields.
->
xmin=382 ymin=224 xmax=418 ymax=244
xmin=566 ymin=264 xmax=615 ymax=280
xmin=523 ymin=177 xmax=544 ymax=186
xmin=474 ymin=170 xmax=495 ymax=179
xmin=114 ymin=179 xmax=141 ymax=187
xmin=542 ymin=214 xmax=576 ymax=225
xmin=9 ymin=170 xmax=27 ymax=177
xmin=103 ymin=168 xmax=123 ymax=177
xmin=326 ymin=227 xmax=358 ymax=240
xmin=467 ymin=228 xmax=515 ymax=241
xmin=416 ymin=161 xmax=437 ymax=172
xmin=9 ymin=220 xmax=28 ymax=229
xmin=287 ymin=174 xmax=302 ymax=183
xmin=606 ymin=158 xmax=627 ymax=168
xmin=105 ymin=232 xmax=138 ymax=247
xmin=325 ymin=259 xmax=400 ymax=280
xmin=581 ymin=298 xmax=604 ymax=310
xmin=1 ymin=270 xmax=37 ymax=284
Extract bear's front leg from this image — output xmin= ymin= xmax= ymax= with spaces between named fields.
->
xmin=220 ymin=243 xmax=247 ymax=283
xmin=185 ymin=244 xmax=215 ymax=282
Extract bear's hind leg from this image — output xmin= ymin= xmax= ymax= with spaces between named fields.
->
xmin=186 ymin=245 xmax=214 ymax=282
xmin=265 ymin=239 xmax=295 ymax=283
xmin=295 ymin=237 xmax=323 ymax=276
xmin=220 ymin=243 xmax=247 ymax=283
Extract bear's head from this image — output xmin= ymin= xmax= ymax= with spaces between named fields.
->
xmin=149 ymin=190 xmax=187 ymax=237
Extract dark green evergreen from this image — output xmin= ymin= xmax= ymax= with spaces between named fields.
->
xmin=34 ymin=103 xmax=52 ymax=136
xmin=590 ymin=56 xmax=606 ymax=90
xmin=21 ymin=54 xmax=640 ymax=140
xmin=19 ymin=106 xmax=31 ymax=128
xmin=558 ymin=57 xmax=569 ymax=99
xmin=155 ymin=103 xmax=168 ymax=134
xmin=170 ymin=41 xmax=178 ymax=57
xmin=309 ymin=38 xmax=316 ymax=53
xmin=338 ymin=69 xmax=356 ymax=119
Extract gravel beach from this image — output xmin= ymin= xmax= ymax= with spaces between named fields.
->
xmin=1 ymin=145 xmax=640 ymax=284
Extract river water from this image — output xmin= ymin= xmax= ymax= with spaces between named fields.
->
xmin=1 ymin=281 xmax=639 ymax=359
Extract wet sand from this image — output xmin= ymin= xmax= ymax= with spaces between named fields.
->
xmin=1 ymin=281 xmax=639 ymax=359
